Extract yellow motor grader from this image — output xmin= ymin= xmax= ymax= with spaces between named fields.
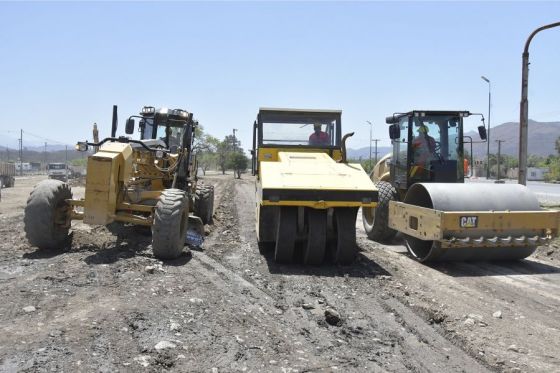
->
xmin=252 ymin=108 xmax=378 ymax=265
xmin=24 ymin=105 xmax=214 ymax=259
xmin=362 ymin=110 xmax=559 ymax=262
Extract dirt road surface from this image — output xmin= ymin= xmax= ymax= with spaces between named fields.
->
xmin=1 ymin=175 xmax=559 ymax=372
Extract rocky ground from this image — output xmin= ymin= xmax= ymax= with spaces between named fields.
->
xmin=0 ymin=174 xmax=559 ymax=372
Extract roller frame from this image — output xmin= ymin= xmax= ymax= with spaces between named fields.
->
xmin=388 ymin=201 xmax=559 ymax=248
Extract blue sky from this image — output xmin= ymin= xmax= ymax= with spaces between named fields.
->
xmin=0 ymin=1 xmax=559 ymax=153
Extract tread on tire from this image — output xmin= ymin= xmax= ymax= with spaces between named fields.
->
xmin=152 ymin=189 xmax=189 ymax=259
xmin=24 ymin=180 xmax=72 ymax=249
xmin=362 ymin=181 xmax=398 ymax=242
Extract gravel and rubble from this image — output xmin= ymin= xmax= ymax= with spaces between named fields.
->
xmin=0 ymin=175 xmax=559 ymax=372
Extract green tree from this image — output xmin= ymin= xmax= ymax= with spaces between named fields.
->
xmin=228 ymin=151 xmax=249 ymax=179
xmin=196 ymin=135 xmax=219 ymax=175
xmin=70 ymin=158 xmax=88 ymax=167
xmin=216 ymin=141 xmax=230 ymax=175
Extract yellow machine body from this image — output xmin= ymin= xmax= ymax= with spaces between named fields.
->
xmin=83 ymin=142 xmax=134 ymax=225
xmin=252 ymin=107 xmax=378 ymax=264
xmin=389 ymin=202 xmax=558 ymax=247
xmin=258 ymin=151 xmax=377 ymax=209
xmin=362 ymin=110 xmax=560 ymax=262
xmin=69 ymin=142 xmax=177 ymax=227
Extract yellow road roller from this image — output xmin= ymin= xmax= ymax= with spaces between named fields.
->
xmin=362 ymin=110 xmax=560 ymax=262
xmin=252 ymin=108 xmax=378 ymax=265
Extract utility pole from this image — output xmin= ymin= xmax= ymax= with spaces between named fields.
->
xmin=372 ymin=139 xmax=380 ymax=164
xmin=44 ymin=142 xmax=47 ymax=172
xmin=365 ymin=121 xmax=373 ymax=166
xmin=518 ymin=21 xmax=560 ymax=185
xmin=19 ymin=129 xmax=23 ymax=176
xmin=481 ymin=76 xmax=491 ymax=179
xmin=496 ymin=140 xmax=505 ymax=180
xmin=65 ymin=145 xmax=68 ymax=165
xmin=232 ymin=129 xmax=238 ymax=152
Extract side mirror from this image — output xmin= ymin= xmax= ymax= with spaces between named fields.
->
xmin=477 ymin=125 xmax=487 ymax=140
xmin=125 ymin=118 xmax=135 ymax=135
xmin=389 ymin=124 xmax=401 ymax=140
xmin=385 ymin=116 xmax=398 ymax=124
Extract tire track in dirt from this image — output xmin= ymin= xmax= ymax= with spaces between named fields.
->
xmin=197 ymin=176 xmax=490 ymax=372
xmin=357 ymin=225 xmax=560 ymax=372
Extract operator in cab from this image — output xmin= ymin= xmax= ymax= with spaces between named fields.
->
xmin=308 ymin=122 xmax=330 ymax=146
xmin=412 ymin=125 xmax=436 ymax=168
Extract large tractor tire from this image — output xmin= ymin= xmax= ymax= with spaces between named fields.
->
xmin=24 ymin=180 xmax=72 ymax=249
xmin=303 ymin=208 xmax=327 ymax=265
xmin=152 ymin=189 xmax=189 ymax=260
xmin=362 ymin=181 xmax=398 ymax=242
xmin=195 ymin=184 xmax=214 ymax=225
xmin=333 ymin=207 xmax=359 ymax=265
xmin=274 ymin=207 xmax=297 ymax=263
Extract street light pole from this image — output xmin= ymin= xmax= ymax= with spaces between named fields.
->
xmin=518 ymin=21 xmax=560 ymax=185
xmin=481 ymin=76 xmax=491 ymax=179
xmin=366 ymin=121 xmax=372 ymax=166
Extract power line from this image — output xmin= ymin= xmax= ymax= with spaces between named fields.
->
xmin=21 ymin=130 xmax=71 ymax=146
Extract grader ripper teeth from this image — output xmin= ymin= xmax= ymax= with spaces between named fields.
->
xmin=252 ymin=108 xmax=378 ymax=265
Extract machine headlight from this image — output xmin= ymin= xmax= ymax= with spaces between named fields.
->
xmin=75 ymin=142 xmax=88 ymax=152
xmin=142 ymin=106 xmax=155 ymax=114
xmin=155 ymin=150 xmax=164 ymax=159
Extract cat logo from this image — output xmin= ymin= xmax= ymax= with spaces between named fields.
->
xmin=460 ymin=216 xmax=478 ymax=228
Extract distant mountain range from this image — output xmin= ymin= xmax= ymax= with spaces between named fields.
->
xmin=465 ymin=120 xmax=560 ymax=158
xmin=347 ymin=146 xmax=392 ymax=161
xmin=348 ymin=119 xmax=560 ymax=160
xmin=2 ymin=119 xmax=559 ymax=161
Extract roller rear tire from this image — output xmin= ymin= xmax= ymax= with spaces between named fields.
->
xmin=274 ymin=207 xmax=297 ymax=263
xmin=303 ymin=209 xmax=327 ymax=265
xmin=362 ymin=181 xmax=398 ymax=242
xmin=333 ymin=207 xmax=359 ymax=265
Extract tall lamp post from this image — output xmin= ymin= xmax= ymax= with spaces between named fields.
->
xmin=481 ymin=76 xmax=491 ymax=179
xmin=365 ymin=121 xmax=372 ymax=166
xmin=518 ymin=21 xmax=560 ymax=185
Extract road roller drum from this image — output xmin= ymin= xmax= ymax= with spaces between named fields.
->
xmin=389 ymin=183 xmax=558 ymax=262
xmin=363 ymin=110 xmax=560 ymax=263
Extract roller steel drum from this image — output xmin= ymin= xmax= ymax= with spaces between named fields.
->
xmin=403 ymin=183 xmax=542 ymax=262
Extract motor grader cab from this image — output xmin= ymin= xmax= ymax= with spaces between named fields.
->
xmin=252 ymin=108 xmax=378 ymax=265
xmin=24 ymin=105 xmax=214 ymax=260
xmin=362 ymin=110 xmax=559 ymax=262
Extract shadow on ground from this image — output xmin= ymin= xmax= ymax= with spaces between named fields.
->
xmin=426 ymin=258 xmax=560 ymax=277
xmin=261 ymin=242 xmax=392 ymax=279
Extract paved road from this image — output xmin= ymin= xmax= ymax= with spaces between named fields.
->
xmin=466 ymin=177 xmax=560 ymax=206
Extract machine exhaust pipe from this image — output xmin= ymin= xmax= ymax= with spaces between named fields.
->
xmin=111 ymin=105 xmax=118 ymax=138
xmin=339 ymin=132 xmax=354 ymax=164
